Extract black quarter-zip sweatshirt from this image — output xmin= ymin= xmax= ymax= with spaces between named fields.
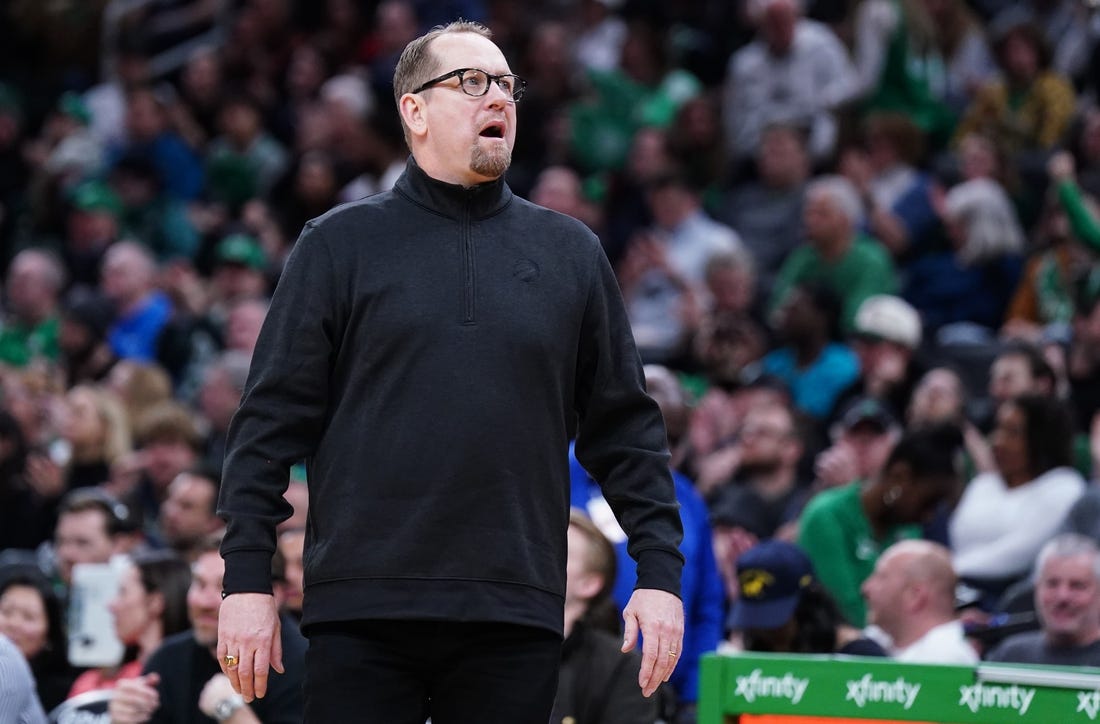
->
xmin=218 ymin=158 xmax=684 ymax=635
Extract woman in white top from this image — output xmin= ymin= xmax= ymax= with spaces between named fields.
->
xmin=949 ymin=394 xmax=1085 ymax=607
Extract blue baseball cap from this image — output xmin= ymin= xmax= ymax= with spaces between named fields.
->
xmin=727 ymin=540 xmax=815 ymax=630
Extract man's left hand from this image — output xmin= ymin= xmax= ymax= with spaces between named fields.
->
xmin=621 ymin=588 xmax=684 ymax=697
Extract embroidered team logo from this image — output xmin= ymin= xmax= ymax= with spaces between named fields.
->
xmin=740 ymin=569 xmax=775 ymax=598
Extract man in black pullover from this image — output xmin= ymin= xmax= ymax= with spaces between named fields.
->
xmin=215 ymin=20 xmax=685 ymax=723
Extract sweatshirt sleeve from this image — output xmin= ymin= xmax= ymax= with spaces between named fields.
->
xmin=573 ymin=244 xmax=685 ymax=598
xmin=1056 ymin=179 xmax=1100 ymax=254
xmin=218 ymin=222 xmax=344 ymax=594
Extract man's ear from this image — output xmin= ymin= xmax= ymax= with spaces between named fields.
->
xmin=576 ymin=571 xmax=604 ymax=602
xmin=398 ymin=93 xmax=428 ymax=140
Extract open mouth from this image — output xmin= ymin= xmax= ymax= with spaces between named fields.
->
xmin=479 ymin=122 xmax=505 ymax=139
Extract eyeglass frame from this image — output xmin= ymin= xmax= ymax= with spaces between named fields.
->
xmin=411 ymin=68 xmax=528 ymax=103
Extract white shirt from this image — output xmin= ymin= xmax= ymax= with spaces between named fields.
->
xmin=895 ymin=620 xmax=979 ymax=665
xmin=950 ymin=467 xmax=1086 ymax=579
xmin=723 ymin=20 xmax=858 ymax=161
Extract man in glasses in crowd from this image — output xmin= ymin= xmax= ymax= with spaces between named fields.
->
xmin=216 ymin=20 xmax=684 ymax=723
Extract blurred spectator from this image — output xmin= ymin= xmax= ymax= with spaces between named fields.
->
xmin=573 ymin=0 xmax=628 ymax=74
xmin=52 ymin=488 xmax=129 ymax=587
xmin=209 ymin=233 xmax=271 ymax=311
xmin=104 ymin=361 xmax=174 ymax=440
xmin=760 ymin=281 xmax=860 ymax=421
xmin=618 ymin=170 xmax=745 ymax=365
xmin=569 ymin=21 xmax=701 ymax=174
xmin=275 ymin=527 xmax=304 ymax=620
xmin=173 ymin=46 xmax=226 ymax=148
xmin=908 ymin=366 xmax=968 ymax=427
xmin=848 ymin=0 xmax=956 ymax=142
xmin=1048 ymin=149 xmax=1100 ymax=252
xmin=0 ymin=409 xmax=54 ymax=551
xmin=913 ymin=0 xmax=997 ymax=115
xmin=798 ymin=423 xmax=964 ymax=626
xmin=24 ymin=384 xmax=133 ymax=526
xmin=125 ymin=402 xmax=202 ymax=539
xmin=950 ymin=395 xmax=1085 ymax=604
xmin=954 ymin=20 xmax=1074 ymax=158
xmin=861 ymin=539 xmax=979 ymax=663
xmin=0 ymin=248 xmax=65 ymax=367
xmin=223 ymin=297 xmax=268 ymax=355
xmin=84 ymin=37 xmax=153 ymax=150
xmin=58 ymin=293 xmax=119 ymax=388
xmin=109 ymin=153 xmax=200 ymax=261
xmin=0 ymin=568 xmax=73 ymax=712
xmin=551 ymin=509 xmax=659 ymax=724
xmin=840 ymin=113 xmax=942 ymax=259
xmin=110 ymin=85 xmax=205 ymax=202
xmin=722 ymin=0 xmax=857 ymax=164
xmin=0 ymin=631 xmax=47 ymax=724
xmin=107 ymin=534 xmax=306 ymax=724
xmin=205 ymin=94 xmax=289 ymax=208
xmin=158 ymin=470 xmax=223 ymax=560
xmin=691 ymin=250 xmax=767 ymax=389
xmin=816 ymin=397 xmax=903 ymax=491
xmin=67 ymin=549 xmax=191 ymax=697
xmin=23 ymin=92 xmax=104 ymax=197
xmin=196 ymin=350 xmax=250 ymax=476
xmin=718 ymin=122 xmax=810 ymax=301
xmin=988 ymin=342 xmax=1056 ymax=411
xmin=907 ymin=365 xmax=996 ymax=474
xmin=1003 ymin=154 xmax=1097 ymax=341
xmin=365 ymin=1 xmax=421 ymax=101
xmin=770 ymin=175 xmax=897 ymax=333
xmin=987 ymin=533 xmax=1100 ymax=665
xmin=274 ymin=150 xmax=341 ymax=240
xmin=834 ymin=294 xmax=924 ymax=421
xmin=528 ymin=165 xmax=602 ymax=235
xmin=989 ymin=0 xmax=1093 ymax=82
xmin=709 ymin=402 xmax=810 ymax=601
xmin=905 ymin=177 xmax=1024 ymax=333
xmin=727 ymin=540 xmax=886 ymax=655
xmin=61 ymin=180 xmax=124 ymax=290
xmin=99 ymin=242 xmax=173 ymax=363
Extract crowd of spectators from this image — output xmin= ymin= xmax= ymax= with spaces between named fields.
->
xmin=2 ymin=0 xmax=1100 ymax=722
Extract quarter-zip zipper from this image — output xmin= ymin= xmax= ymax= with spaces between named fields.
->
xmin=462 ymin=202 xmax=476 ymax=324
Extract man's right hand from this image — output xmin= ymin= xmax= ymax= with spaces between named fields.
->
xmin=109 ymin=673 xmax=160 ymax=724
xmin=217 ymin=593 xmax=284 ymax=702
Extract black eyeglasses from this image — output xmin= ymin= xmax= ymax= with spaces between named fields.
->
xmin=412 ymin=68 xmax=527 ymax=103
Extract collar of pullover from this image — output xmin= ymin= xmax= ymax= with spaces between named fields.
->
xmin=395 ymin=156 xmax=513 ymax=221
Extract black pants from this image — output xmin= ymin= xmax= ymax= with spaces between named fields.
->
xmin=303 ymin=619 xmax=562 ymax=724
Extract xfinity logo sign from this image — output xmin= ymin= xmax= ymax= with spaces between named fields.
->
xmin=958 ymin=682 xmax=1035 ymax=715
xmin=734 ymin=668 xmax=810 ymax=705
xmin=845 ymin=674 xmax=921 ymax=710
xmin=1078 ymin=690 xmax=1100 ymax=720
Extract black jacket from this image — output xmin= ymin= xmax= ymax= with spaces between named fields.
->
xmin=219 ymin=158 xmax=683 ymax=635
xmin=143 ymin=622 xmax=306 ymax=723
xmin=552 ymin=622 xmax=659 ymax=724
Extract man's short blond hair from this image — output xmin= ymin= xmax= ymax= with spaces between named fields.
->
xmin=391 ymin=20 xmax=493 ymax=147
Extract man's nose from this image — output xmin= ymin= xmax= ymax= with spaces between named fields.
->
xmin=485 ymin=82 xmax=509 ymax=108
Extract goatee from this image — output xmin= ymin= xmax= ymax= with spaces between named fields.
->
xmin=470 ymin=140 xmax=511 ymax=179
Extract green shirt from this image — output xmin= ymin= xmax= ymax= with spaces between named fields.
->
xmin=0 ymin=315 xmax=60 ymax=367
xmin=797 ymin=482 xmax=920 ymax=626
xmin=770 ymin=234 xmax=898 ymax=333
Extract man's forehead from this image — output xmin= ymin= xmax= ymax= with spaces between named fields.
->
xmin=1043 ymin=554 xmax=1098 ymax=580
xmin=193 ymin=551 xmax=225 ymax=578
xmin=429 ymin=32 xmax=510 ymax=73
